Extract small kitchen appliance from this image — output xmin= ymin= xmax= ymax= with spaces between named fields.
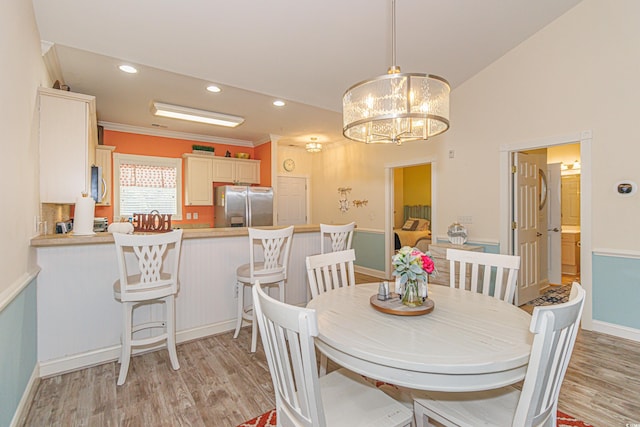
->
xmin=56 ymin=220 xmax=73 ymax=234
xmin=93 ymin=217 xmax=109 ymax=232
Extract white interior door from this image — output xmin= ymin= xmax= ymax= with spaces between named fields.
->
xmin=547 ymin=163 xmax=562 ymax=285
xmin=276 ymin=176 xmax=307 ymax=225
xmin=513 ymin=152 xmax=542 ymax=305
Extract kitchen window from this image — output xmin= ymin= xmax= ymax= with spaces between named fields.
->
xmin=113 ymin=153 xmax=183 ymax=221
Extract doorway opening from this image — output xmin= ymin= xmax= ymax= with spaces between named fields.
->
xmin=500 ymin=131 xmax=592 ymax=329
xmin=384 ymin=157 xmax=437 ymax=279
xmin=512 ymin=144 xmax=581 ymax=305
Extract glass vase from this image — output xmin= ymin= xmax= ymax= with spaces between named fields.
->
xmin=402 ymin=280 xmax=422 ymax=307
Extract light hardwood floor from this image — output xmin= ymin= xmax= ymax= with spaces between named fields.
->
xmin=22 ymin=274 xmax=640 ymax=426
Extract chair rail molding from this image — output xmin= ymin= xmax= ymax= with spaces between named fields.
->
xmin=0 ymin=268 xmax=41 ymax=313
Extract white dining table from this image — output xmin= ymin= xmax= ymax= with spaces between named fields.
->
xmin=306 ymin=283 xmax=533 ymax=392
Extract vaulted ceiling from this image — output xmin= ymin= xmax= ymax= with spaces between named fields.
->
xmin=32 ymin=0 xmax=582 ymax=148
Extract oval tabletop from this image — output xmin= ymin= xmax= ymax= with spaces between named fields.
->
xmin=306 ymin=283 xmax=533 ymax=392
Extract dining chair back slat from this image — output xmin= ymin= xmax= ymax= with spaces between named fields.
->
xmin=447 ymin=248 xmax=521 ymax=304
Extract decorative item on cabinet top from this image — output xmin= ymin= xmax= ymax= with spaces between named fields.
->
xmin=192 ymin=144 xmax=215 ymax=155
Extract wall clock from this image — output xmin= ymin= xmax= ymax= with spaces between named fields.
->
xmin=283 ymin=158 xmax=295 ymax=172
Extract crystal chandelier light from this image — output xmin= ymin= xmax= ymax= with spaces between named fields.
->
xmin=305 ymin=137 xmax=322 ymax=153
xmin=342 ymin=0 xmax=450 ymax=145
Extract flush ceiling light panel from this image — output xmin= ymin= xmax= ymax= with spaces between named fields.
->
xmin=152 ymin=102 xmax=244 ymax=127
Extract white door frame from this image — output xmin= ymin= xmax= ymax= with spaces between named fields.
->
xmin=499 ymin=131 xmax=592 ymax=329
xmin=384 ymin=157 xmax=437 ymax=279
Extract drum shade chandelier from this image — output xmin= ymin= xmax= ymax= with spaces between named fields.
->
xmin=342 ymin=0 xmax=450 ymax=145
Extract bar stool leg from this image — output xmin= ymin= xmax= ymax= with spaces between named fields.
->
xmin=233 ymin=281 xmax=245 ymax=339
xmin=278 ymin=281 xmax=285 ymax=302
xmin=166 ymin=296 xmax=180 ymax=370
xmin=117 ymin=303 xmax=133 ymax=386
xmin=250 ymin=305 xmax=258 ymax=353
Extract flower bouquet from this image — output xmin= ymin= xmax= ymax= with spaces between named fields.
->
xmin=391 ymin=246 xmax=437 ymax=307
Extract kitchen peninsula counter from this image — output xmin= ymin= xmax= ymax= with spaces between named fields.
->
xmin=33 ymin=224 xmax=321 ymax=377
xmin=31 ymin=224 xmax=321 ymax=247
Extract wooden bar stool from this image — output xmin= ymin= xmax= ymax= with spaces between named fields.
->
xmin=234 ymin=226 xmax=294 ymax=353
xmin=112 ymin=229 xmax=183 ymax=385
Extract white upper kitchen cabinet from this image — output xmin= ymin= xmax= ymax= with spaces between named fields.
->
xmin=184 ymin=154 xmax=214 ymax=205
xmin=211 ymin=157 xmax=260 ymax=184
xmin=94 ymin=145 xmax=116 ymax=206
xmin=39 ymin=87 xmax=97 ymax=204
xmin=234 ymin=158 xmax=260 ymax=184
xmin=183 ymin=154 xmax=260 ymax=206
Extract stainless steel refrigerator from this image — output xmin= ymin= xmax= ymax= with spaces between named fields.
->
xmin=214 ymin=185 xmax=274 ymax=227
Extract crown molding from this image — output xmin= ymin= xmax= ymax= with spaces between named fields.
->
xmin=98 ymin=121 xmax=255 ymax=147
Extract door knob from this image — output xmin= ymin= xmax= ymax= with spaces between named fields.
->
xmin=547 ymin=227 xmax=559 ymax=232
xmin=536 ymin=232 xmax=543 ymax=237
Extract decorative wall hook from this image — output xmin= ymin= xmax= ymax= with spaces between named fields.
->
xmin=352 ymin=200 xmax=368 ymax=208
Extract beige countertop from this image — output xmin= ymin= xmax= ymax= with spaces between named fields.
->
xmin=31 ymin=224 xmax=321 ymax=247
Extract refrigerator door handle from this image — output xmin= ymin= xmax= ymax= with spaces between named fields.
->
xmin=247 ymin=192 xmax=252 ymax=227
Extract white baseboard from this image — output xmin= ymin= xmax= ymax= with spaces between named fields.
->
xmin=39 ymin=319 xmax=238 ymax=378
xmin=354 ymin=265 xmax=386 ymax=279
xmin=10 ymin=364 xmax=40 ymax=427
xmin=592 ymin=320 xmax=640 ymax=342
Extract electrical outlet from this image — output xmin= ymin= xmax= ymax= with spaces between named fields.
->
xmin=193 ymin=212 xmax=199 ymax=220
xmin=186 ymin=213 xmax=192 ymax=220
xmin=449 ymin=150 xmax=455 ymax=159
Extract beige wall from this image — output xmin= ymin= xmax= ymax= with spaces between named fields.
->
xmin=310 ymin=0 xmax=640 ymax=253
xmin=442 ymin=0 xmax=639 ymax=250
xmin=0 ymin=0 xmax=49 ymax=294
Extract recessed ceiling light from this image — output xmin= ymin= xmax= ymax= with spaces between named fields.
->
xmin=273 ymin=100 xmax=286 ymax=107
xmin=206 ymin=85 xmax=221 ymax=93
xmin=118 ymin=65 xmax=138 ymax=74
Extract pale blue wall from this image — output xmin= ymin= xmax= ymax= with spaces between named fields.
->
xmin=0 ymin=278 xmax=37 ymax=427
xmin=353 ymin=231 xmax=385 ymax=271
xmin=593 ymin=254 xmax=640 ymax=329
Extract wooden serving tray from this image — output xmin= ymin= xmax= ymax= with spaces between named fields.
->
xmin=370 ymin=293 xmax=435 ymax=316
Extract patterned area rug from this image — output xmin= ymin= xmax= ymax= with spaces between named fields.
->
xmin=237 ymin=408 xmax=593 ymax=427
xmin=528 ymin=284 xmax=572 ymax=306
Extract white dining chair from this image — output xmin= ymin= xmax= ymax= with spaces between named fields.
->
xmin=234 ymin=226 xmax=294 ymax=353
xmin=320 ymin=222 xmax=355 ymax=254
xmin=306 ymin=249 xmax=356 ymax=299
xmin=252 ymin=282 xmax=413 ymax=427
xmin=447 ymin=248 xmax=521 ymax=304
xmin=112 ymin=229 xmax=183 ymax=386
xmin=305 ymin=249 xmax=356 ymax=375
xmin=413 ymin=282 xmax=586 ymax=427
